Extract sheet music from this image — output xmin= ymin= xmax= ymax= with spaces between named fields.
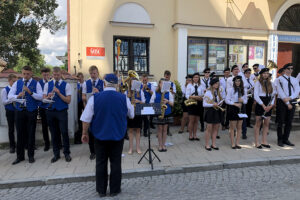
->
xmin=131 ymin=80 xmax=142 ymax=92
xmin=141 ymin=107 xmax=155 ymax=115
xmin=14 ymin=99 xmax=26 ymax=104
xmin=238 ymin=113 xmax=248 ymax=118
xmin=42 ymin=99 xmax=55 ymax=104
xmin=161 ymin=81 xmax=171 ymax=93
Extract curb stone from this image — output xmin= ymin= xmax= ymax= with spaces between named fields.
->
xmin=1 ymin=155 xmax=300 ymax=189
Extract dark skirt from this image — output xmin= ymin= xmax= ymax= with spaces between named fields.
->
xmin=181 ymin=97 xmax=188 ymax=113
xmin=152 ymin=115 xmax=174 ymax=125
xmin=187 ymin=100 xmax=202 ymax=116
xmin=255 ymin=96 xmax=273 ymax=117
xmin=227 ymin=104 xmax=245 ymax=121
xmin=127 ymin=116 xmax=142 ymax=129
xmin=204 ymin=107 xmax=222 ymax=124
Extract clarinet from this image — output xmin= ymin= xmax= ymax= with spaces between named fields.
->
xmin=261 ymin=95 xmax=274 ymax=119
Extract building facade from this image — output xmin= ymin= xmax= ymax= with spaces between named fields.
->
xmin=68 ymin=0 xmax=300 ymax=84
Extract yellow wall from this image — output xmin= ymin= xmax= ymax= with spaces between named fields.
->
xmin=69 ymin=0 xmax=288 ymax=80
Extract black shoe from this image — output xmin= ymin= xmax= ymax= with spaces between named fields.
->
xmin=200 ymin=127 xmax=204 ymax=132
xmin=9 ymin=147 xmax=15 ymax=154
xmin=178 ymin=130 xmax=184 ymax=134
xmin=231 ymin=146 xmax=236 ymax=149
xmin=65 ymin=155 xmax=72 ymax=162
xmin=44 ymin=145 xmax=50 ymax=152
xmin=51 ymin=156 xmax=60 ymax=163
xmin=193 ymin=137 xmax=200 ymax=141
xmin=283 ymin=140 xmax=295 ymax=146
xmin=162 ymin=148 xmax=167 ymax=152
xmin=278 ymin=141 xmax=284 ymax=147
xmin=110 ymin=190 xmax=121 ymax=197
xmin=29 ymin=157 xmax=35 ymax=163
xmin=167 ymin=132 xmax=172 ymax=136
xmin=235 ymin=145 xmax=242 ymax=149
xmin=256 ymin=145 xmax=262 ymax=149
xmin=143 ymin=133 xmax=148 ymax=137
xmin=216 ymin=136 xmax=220 ymax=139
xmin=247 ymin=125 xmax=253 ymax=128
xmin=205 ymin=146 xmax=212 ymax=151
xmin=124 ymin=134 xmax=129 ymax=140
xmin=98 ymin=193 xmax=106 ymax=197
xmin=89 ymin=153 xmax=96 ymax=160
xmin=242 ymin=135 xmax=247 ymax=140
xmin=261 ymin=144 xmax=271 ymax=148
xmin=211 ymin=145 xmax=219 ymax=150
xmin=189 ymin=138 xmax=194 ymax=141
xmin=150 ymin=124 xmax=155 ymax=129
xmin=12 ymin=158 xmax=25 ymax=165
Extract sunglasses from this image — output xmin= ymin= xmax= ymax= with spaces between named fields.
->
xmin=205 ymin=72 xmax=210 ymax=74
xmin=253 ymin=67 xmax=257 ymax=70
xmin=287 ymin=67 xmax=293 ymax=70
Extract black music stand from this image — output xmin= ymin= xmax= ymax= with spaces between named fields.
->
xmin=136 ymin=103 xmax=161 ymax=170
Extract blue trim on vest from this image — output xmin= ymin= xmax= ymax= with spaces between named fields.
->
xmin=38 ymin=80 xmax=47 ymax=108
xmin=15 ymin=79 xmax=39 ymax=112
xmin=77 ymin=83 xmax=82 ymax=102
xmin=154 ymin=91 xmax=171 ymax=115
xmin=4 ymin=86 xmax=14 ymax=111
xmin=86 ymin=79 xmax=104 ymax=93
xmin=47 ymin=80 xmax=68 ymax=111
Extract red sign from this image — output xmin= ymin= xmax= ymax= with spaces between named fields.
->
xmin=86 ymin=47 xmax=105 ymax=59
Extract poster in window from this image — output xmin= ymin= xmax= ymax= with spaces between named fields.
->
xmin=255 ymin=47 xmax=263 ymax=59
xmin=217 ymin=64 xmax=225 ymax=70
xmin=249 ymin=46 xmax=255 ymax=60
xmin=209 ymin=57 xmax=217 ymax=64
xmin=238 ymin=54 xmax=245 ymax=63
xmin=197 ymin=60 xmax=205 ymax=72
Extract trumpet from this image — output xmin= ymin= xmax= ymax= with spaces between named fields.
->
xmin=204 ymin=96 xmax=226 ymax=112
xmin=19 ymin=81 xmax=28 ymax=108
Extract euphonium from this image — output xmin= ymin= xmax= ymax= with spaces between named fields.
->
xmin=121 ymin=70 xmax=139 ymax=93
xmin=158 ymin=91 xmax=168 ymax=119
xmin=204 ymin=96 xmax=225 ymax=112
xmin=267 ymin=60 xmax=278 ymax=70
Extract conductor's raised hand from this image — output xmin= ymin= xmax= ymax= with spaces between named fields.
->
xmin=81 ymin=134 xmax=89 ymax=144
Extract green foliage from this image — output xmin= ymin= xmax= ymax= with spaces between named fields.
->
xmin=172 ymin=80 xmax=183 ymax=117
xmin=0 ymin=0 xmax=66 ymax=68
xmin=14 ymin=54 xmax=46 ymax=76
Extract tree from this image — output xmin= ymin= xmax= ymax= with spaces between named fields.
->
xmin=0 ymin=0 xmax=66 ymax=68
xmin=14 ymin=54 xmax=46 ymax=76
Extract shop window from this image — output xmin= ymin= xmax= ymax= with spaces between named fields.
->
xmin=248 ymin=41 xmax=266 ymax=68
xmin=208 ymin=39 xmax=227 ymax=72
xmin=114 ymin=37 xmax=149 ymax=74
xmin=229 ymin=40 xmax=248 ymax=68
xmin=187 ymin=38 xmax=207 ymax=74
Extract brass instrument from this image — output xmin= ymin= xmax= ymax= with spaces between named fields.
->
xmin=204 ymin=96 xmax=225 ymax=112
xmin=184 ymin=98 xmax=197 ymax=106
xmin=267 ymin=60 xmax=278 ymax=70
xmin=20 ymin=80 xmax=28 ymax=108
xmin=170 ymin=87 xmax=173 ymax=93
xmin=120 ymin=70 xmax=139 ymax=93
xmin=158 ymin=91 xmax=168 ymax=119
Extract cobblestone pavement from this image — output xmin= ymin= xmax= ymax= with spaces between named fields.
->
xmin=1 ymin=163 xmax=300 ymax=200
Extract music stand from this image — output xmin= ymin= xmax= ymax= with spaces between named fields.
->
xmin=136 ymin=103 xmax=161 ymax=170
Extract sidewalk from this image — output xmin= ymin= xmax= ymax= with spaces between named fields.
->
xmin=0 ymin=126 xmax=300 ymax=188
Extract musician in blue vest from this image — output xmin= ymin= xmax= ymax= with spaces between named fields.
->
xmin=8 ymin=66 xmax=43 ymax=165
xmin=80 ymin=73 xmax=134 ymax=197
xmin=43 ymin=67 xmax=72 ymax=163
xmin=164 ymin=70 xmax=176 ymax=136
xmin=140 ymin=74 xmax=153 ymax=137
xmin=150 ymin=78 xmax=174 ymax=152
xmin=1 ymin=74 xmax=17 ymax=153
xmin=39 ymin=67 xmax=51 ymax=151
xmin=276 ymin=63 xmax=300 ymax=147
xmin=82 ymin=65 xmax=104 ymax=160
xmin=74 ymin=72 xmax=85 ymax=144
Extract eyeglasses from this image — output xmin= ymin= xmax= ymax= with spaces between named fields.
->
xmin=253 ymin=68 xmax=257 ymax=70
xmin=287 ymin=67 xmax=293 ymax=70
xmin=205 ymin=72 xmax=210 ymax=74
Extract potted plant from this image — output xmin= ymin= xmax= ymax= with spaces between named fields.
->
xmin=172 ymin=80 xmax=183 ymax=125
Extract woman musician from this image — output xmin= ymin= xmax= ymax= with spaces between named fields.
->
xmin=150 ymin=78 xmax=174 ymax=152
xmin=186 ymin=72 xmax=204 ymax=141
xmin=125 ymin=78 xmax=145 ymax=155
xmin=203 ymin=78 xmax=225 ymax=151
xmin=225 ymin=76 xmax=248 ymax=149
xmin=178 ymin=75 xmax=192 ymax=134
xmin=253 ymin=68 xmax=276 ymax=149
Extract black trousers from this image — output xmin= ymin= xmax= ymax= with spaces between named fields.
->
xmin=39 ymin=108 xmax=50 ymax=147
xmin=46 ymin=109 xmax=70 ymax=157
xmin=15 ymin=110 xmax=37 ymax=159
xmin=74 ymin=101 xmax=84 ymax=144
xmin=88 ymin=129 xmax=95 ymax=154
xmin=5 ymin=110 xmax=16 ymax=149
xmin=95 ymin=139 xmax=124 ymax=194
xmin=221 ymin=103 xmax=229 ymax=127
xmin=199 ymin=103 xmax=204 ymax=128
xmin=277 ymin=99 xmax=296 ymax=142
xmin=246 ymin=97 xmax=254 ymax=126
xmin=142 ymin=116 xmax=149 ymax=134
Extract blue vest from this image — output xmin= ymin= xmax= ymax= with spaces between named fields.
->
xmin=15 ymin=79 xmax=39 ymax=112
xmin=39 ymin=79 xmax=47 ymax=108
xmin=91 ymin=90 xmax=128 ymax=141
xmin=4 ymin=86 xmax=14 ymax=111
xmin=141 ymin=83 xmax=152 ymax=103
xmin=154 ymin=92 xmax=171 ymax=116
xmin=77 ymin=83 xmax=82 ymax=103
xmin=86 ymin=79 xmax=103 ymax=93
xmin=47 ymin=80 xmax=68 ymax=111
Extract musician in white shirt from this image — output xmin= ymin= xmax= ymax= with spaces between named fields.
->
xmin=238 ymin=63 xmax=248 ymax=78
xmin=276 ymin=63 xmax=300 ymax=147
xmin=253 ymin=68 xmax=276 ymax=149
xmin=250 ymin=63 xmax=260 ymax=82
xmin=226 ymin=65 xmax=240 ymax=92
xmin=220 ymin=68 xmax=231 ymax=130
xmin=225 ymin=76 xmax=248 ymax=149
xmin=179 ymin=75 xmax=192 ymax=134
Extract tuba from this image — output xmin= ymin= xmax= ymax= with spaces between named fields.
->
xmin=120 ymin=70 xmax=139 ymax=93
xmin=267 ymin=60 xmax=278 ymax=70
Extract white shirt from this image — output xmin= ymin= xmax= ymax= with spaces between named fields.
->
xmin=149 ymin=92 xmax=174 ymax=104
xmin=200 ymin=77 xmax=210 ymax=89
xmin=181 ymin=83 xmax=188 ymax=98
xmin=82 ymin=78 xmax=104 ymax=94
xmin=43 ymin=79 xmax=72 ymax=96
xmin=1 ymin=86 xmax=12 ymax=105
xmin=225 ymin=87 xmax=248 ymax=105
xmin=243 ymin=76 xmax=255 ymax=95
xmin=80 ymin=87 xmax=134 ymax=123
xmin=296 ymin=73 xmax=300 ymax=83
xmin=185 ymin=83 xmax=204 ymax=99
xmin=8 ymin=78 xmax=43 ymax=102
xmin=203 ymin=89 xmax=225 ymax=108
xmin=226 ymin=75 xmax=237 ymax=92
xmin=250 ymin=72 xmax=260 ymax=82
xmin=254 ymin=81 xmax=276 ymax=106
xmin=125 ymin=90 xmax=146 ymax=103
xmin=220 ymin=77 xmax=230 ymax=93
xmin=277 ymin=75 xmax=300 ymax=104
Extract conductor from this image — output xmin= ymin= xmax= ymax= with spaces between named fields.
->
xmin=80 ymin=73 xmax=134 ymax=197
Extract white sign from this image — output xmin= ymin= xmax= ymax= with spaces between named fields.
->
xmin=141 ymin=107 xmax=155 ymax=115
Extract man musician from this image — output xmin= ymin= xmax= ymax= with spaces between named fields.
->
xmin=82 ymin=65 xmax=104 ymax=160
xmin=8 ymin=66 xmax=43 ymax=165
xmin=250 ymin=64 xmax=260 ymax=82
xmin=220 ymin=68 xmax=230 ymax=130
xmin=276 ymin=63 xmax=300 ymax=147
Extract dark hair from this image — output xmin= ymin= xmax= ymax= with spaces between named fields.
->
xmin=8 ymin=74 xmax=17 ymax=81
xmin=41 ymin=68 xmax=51 ymax=73
xmin=53 ymin=67 xmax=61 ymax=73
xmin=164 ymin=70 xmax=171 ymax=76
xmin=22 ymin=65 xmax=32 ymax=71
xmin=233 ymin=78 xmax=244 ymax=96
xmin=77 ymin=72 xmax=83 ymax=77
xmin=259 ymin=72 xmax=273 ymax=94
xmin=242 ymin=63 xmax=248 ymax=68
xmin=89 ymin=65 xmax=99 ymax=73
xmin=156 ymin=78 xmax=167 ymax=93
xmin=192 ymin=73 xmax=200 ymax=85
xmin=142 ymin=74 xmax=148 ymax=78
xmin=252 ymin=63 xmax=259 ymax=68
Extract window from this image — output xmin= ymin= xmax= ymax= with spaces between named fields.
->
xmin=187 ymin=37 xmax=267 ymax=74
xmin=114 ymin=37 xmax=149 ymax=74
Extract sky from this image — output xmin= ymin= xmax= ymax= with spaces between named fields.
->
xmin=37 ymin=0 xmax=67 ymax=66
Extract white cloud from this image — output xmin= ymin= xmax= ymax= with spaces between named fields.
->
xmin=38 ymin=0 xmax=67 ymax=66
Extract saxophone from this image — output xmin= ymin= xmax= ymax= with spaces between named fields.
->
xmin=158 ymin=91 xmax=168 ymax=119
xmin=204 ymin=96 xmax=225 ymax=112
xmin=130 ymin=90 xmax=136 ymax=107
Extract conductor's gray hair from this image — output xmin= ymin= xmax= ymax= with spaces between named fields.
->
xmin=104 ymin=80 xmax=117 ymax=88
